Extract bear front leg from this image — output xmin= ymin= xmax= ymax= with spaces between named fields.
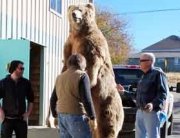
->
xmin=88 ymin=64 xmax=103 ymax=88
xmin=91 ymin=69 xmax=124 ymax=138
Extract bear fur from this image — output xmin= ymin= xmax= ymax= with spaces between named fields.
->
xmin=62 ymin=3 xmax=124 ymax=138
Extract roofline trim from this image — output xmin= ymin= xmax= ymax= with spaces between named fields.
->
xmin=142 ymin=49 xmax=180 ymax=52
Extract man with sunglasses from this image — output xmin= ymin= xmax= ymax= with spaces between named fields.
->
xmin=0 ymin=60 xmax=34 ymax=138
xmin=117 ymin=52 xmax=168 ymax=138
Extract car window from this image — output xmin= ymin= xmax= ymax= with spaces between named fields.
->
xmin=113 ymin=68 xmax=143 ymax=85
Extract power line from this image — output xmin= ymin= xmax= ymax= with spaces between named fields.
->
xmin=114 ymin=8 xmax=180 ymax=15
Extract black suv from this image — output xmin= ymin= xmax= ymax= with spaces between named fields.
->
xmin=113 ymin=65 xmax=174 ymax=138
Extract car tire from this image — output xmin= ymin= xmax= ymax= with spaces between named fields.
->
xmin=177 ymin=82 xmax=180 ymax=93
xmin=118 ymin=130 xmax=135 ymax=138
xmin=168 ymin=113 xmax=173 ymax=135
xmin=122 ymin=107 xmax=137 ymax=131
xmin=160 ymin=120 xmax=168 ymax=138
xmin=118 ymin=107 xmax=137 ymax=137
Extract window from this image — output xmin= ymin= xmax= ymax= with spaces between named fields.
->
xmin=174 ymin=57 xmax=180 ymax=65
xmin=50 ymin=0 xmax=62 ymax=15
xmin=113 ymin=68 xmax=143 ymax=85
xmin=157 ymin=58 xmax=165 ymax=63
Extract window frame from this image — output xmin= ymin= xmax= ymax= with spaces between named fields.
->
xmin=157 ymin=58 xmax=165 ymax=63
xmin=50 ymin=0 xmax=62 ymax=17
xmin=174 ymin=57 xmax=180 ymax=65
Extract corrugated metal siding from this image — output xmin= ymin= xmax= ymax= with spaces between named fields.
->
xmin=0 ymin=0 xmax=92 ymax=125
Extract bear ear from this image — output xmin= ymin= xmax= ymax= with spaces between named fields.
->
xmin=68 ymin=5 xmax=74 ymax=11
xmin=86 ymin=3 xmax=94 ymax=10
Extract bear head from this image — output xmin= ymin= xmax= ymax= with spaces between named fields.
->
xmin=68 ymin=3 xmax=96 ymax=33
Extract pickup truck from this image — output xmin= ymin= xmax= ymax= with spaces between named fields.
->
xmin=113 ymin=65 xmax=174 ymax=138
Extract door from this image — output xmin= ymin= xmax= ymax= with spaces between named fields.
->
xmin=29 ymin=42 xmax=44 ymax=125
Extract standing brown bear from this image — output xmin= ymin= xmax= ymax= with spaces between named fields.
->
xmin=62 ymin=3 xmax=124 ymax=138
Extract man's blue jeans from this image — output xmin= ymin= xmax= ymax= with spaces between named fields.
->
xmin=58 ymin=113 xmax=92 ymax=138
xmin=135 ymin=109 xmax=161 ymax=138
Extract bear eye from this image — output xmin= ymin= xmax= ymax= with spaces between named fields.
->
xmin=76 ymin=8 xmax=82 ymax=12
xmin=84 ymin=11 xmax=88 ymax=16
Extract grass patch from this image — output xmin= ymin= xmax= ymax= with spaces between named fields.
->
xmin=166 ymin=72 xmax=180 ymax=86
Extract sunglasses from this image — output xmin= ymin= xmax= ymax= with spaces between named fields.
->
xmin=18 ymin=67 xmax=25 ymax=71
xmin=139 ymin=59 xmax=151 ymax=62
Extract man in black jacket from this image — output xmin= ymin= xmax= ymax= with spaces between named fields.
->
xmin=117 ymin=53 xmax=168 ymax=138
xmin=0 ymin=60 xmax=34 ymax=138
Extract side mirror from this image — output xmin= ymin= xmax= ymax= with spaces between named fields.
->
xmin=169 ymin=86 xmax=173 ymax=91
xmin=177 ymin=82 xmax=180 ymax=93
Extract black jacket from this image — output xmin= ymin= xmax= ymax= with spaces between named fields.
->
xmin=125 ymin=67 xmax=168 ymax=111
xmin=0 ymin=75 xmax=34 ymax=117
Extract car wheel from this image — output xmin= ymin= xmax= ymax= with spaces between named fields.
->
xmin=118 ymin=130 xmax=135 ymax=138
xmin=122 ymin=107 xmax=137 ymax=131
xmin=119 ymin=107 xmax=136 ymax=137
xmin=168 ymin=113 xmax=173 ymax=135
xmin=160 ymin=120 xmax=168 ymax=138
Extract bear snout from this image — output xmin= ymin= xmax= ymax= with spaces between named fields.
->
xmin=72 ymin=10 xmax=82 ymax=23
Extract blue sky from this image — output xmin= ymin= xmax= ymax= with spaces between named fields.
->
xmin=94 ymin=0 xmax=180 ymax=52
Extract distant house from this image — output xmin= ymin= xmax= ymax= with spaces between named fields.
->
xmin=128 ymin=35 xmax=180 ymax=72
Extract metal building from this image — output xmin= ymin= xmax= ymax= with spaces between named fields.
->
xmin=0 ymin=0 xmax=92 ymax=126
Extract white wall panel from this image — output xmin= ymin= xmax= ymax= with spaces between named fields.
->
xmin=22 ymin=0 xmax=27 ymax=38
xmin=42 ymin=0 xmax=47 ymax=46
xmin=43 ymin=0 xmax=50 ymax=124
xmin=26 ymin=0 xmax=31 ymax=39
xmin=6 ymin=0 xmax=12 ymax=39
xmin=31 ymin=0 xmax=35 ymax=41
xmin=35 ymin=0 xmax=39 ymax=42
xmin=52 ymin=16 xmax=56 ymax=83
xmin=17 ymin=0 xmax=22 ymax=38
xmin=49 ymin=13 xmax=53 ymax=92
xmin=39 ymin=0 xmax=43 ymax=44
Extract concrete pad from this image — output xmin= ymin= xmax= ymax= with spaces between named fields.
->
xmin=28 ymin=127 xmax=59 ymax=138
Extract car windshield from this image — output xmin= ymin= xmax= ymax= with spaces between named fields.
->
xmin=113 ymin=68 xmax=143 ymax=85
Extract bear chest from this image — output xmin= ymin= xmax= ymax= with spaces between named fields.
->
xmin=71 ymin=38 xmax=88 ymax=54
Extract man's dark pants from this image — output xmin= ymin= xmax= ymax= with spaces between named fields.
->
xmin=1 ymin=118 xmax=27 ymax=138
